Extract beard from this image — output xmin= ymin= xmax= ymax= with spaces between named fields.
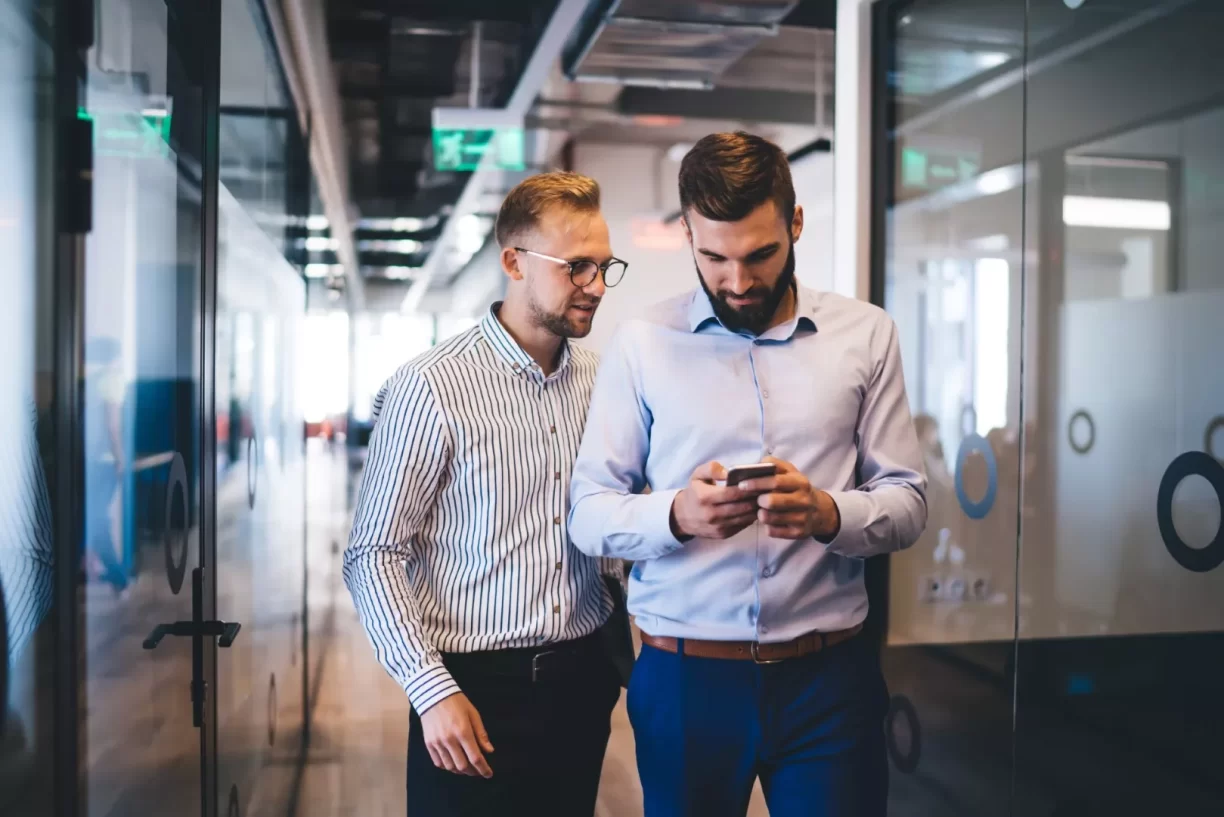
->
xmin=528 ymin=292 xmax=600 ymax=339
xmin=697 ymin=241 xmax=796 ymax=335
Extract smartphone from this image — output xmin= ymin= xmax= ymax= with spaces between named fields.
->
xmin=720 ymin=462 xmax=777 ymax=487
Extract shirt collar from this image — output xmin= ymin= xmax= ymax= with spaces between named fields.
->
xmin=479 ymin=302 xmax=572 ymax=378
xmin=687 ymin=284 xmax=818 ymax=340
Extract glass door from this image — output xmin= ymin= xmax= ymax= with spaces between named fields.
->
xmin=78 ymin=0 xmax=223 ymax=815
xmin=0 ymin=1 xmax=64 ymax=814
xmin=213 ymin=0 xmax=309 ymax=813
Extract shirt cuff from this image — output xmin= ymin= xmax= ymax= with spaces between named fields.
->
xmin=820 ymin=490 xmax=872 ymax=559
xmin=639 ymin=487 xmax=687 ymax=557
xmin=405 ymin=662 xmax=462 ymax=715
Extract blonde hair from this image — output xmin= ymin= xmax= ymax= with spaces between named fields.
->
xmin=494 ymin=171 xmax=601 ymax=247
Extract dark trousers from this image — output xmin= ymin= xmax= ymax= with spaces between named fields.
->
xmin=628 ymin=634 xmax=890 ymax=817
xmin=406 ymin=635 xmax=621 ymax=816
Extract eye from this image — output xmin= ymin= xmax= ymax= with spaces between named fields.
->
xmin=747 ymin=248 xmax=778 ymax=264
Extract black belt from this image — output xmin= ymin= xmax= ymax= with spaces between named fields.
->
xmin=442 ymin=631 xmax=603 ymax=682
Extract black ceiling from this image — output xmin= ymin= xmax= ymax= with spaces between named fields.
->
xmin=325 ymin=0 xmax=559 ymax=275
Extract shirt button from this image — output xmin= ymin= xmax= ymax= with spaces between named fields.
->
xmin=762 ymin=390 xmax=769 ymax=399
xmin=555 ymin=561 xmax=562 ymax=570
xmin=553 ymin=605 xmax=561 ymax=614
xmin=550 ymin=425 xmax=556 ymax=434
xmin=762 ymin=566 xmax=774 ymax=578
xmin=760 ymin=625 xmax=769 ymax=635
xmin=554 ymin=471 xmax=561 ymax=480
xmin=553 ymin=516 xmax=561 ymax=525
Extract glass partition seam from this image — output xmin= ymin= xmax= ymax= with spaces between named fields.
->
xmin=1011 ymin=3 xmax=1033 ymax=812
xmin=52 ymin=0 xmax=88 ymax=813
xmin=201 ymin=0 xmax=223 ymax=814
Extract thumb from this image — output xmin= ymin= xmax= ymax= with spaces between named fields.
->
xmin=762 ymin=455 xmax=793 ymax=474
xmin=694 ymin=461 xmax=727 ymax=484
xmin=468 ymin=707 xmax=494 ymax=753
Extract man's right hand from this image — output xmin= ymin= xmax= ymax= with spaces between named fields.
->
xmin=669 ymin=461 xmax=762 ymax=540
xmin=419 ymin=693 xmax=495 ymax=778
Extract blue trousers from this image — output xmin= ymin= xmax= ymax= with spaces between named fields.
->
xmin=627 ymin=635 xmax=890 ymax=817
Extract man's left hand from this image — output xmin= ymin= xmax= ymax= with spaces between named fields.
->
xmin=738 ymin=457 xmax=841 ymax=541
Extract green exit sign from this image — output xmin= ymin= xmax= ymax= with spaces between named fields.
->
xmin=78 ymin=106 xmax=172 ymax=159
xmin=432 ymin=128 xmax=525 ymax=172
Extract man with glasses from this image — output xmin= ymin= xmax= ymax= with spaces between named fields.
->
xmin=345 ymin=171 xmax=628 ymax=816
xmin=569 ymin=132 xmax=927 ymax=816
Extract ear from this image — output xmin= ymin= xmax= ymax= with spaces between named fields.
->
xmin=681 ymin=215 xmax=693 ymax=246
xmin=790 ymin=205 xmax=804 ymax=245
xmin=501 ymin=246 xmax=524 ymax=282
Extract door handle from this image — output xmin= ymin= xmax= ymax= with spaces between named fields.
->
xmin=142 ymin=619 xmax=241 ymax=650
xmin=141 ymin=567 xmax=241 ymax=726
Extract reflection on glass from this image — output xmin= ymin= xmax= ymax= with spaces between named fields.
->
xmin=80 ymin=0 xmax=209 ymax=813
xmin=880 ymin=0 xmax=1224 ymax=813
xmin=1 ymin=1 xmax=56 ymax=814
xmin=214 ymin=0 xmax=309 ymax=811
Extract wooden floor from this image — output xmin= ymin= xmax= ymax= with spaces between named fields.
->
xmin=295 ymin=586 xmax=769 ymax=817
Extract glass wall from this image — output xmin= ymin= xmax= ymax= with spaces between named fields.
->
xmin=0 ymin=1 xmax=58 ymax=814
xmin=80 ymin=0 xmax=213 ymax=812
xmin=215 ymin=0 xmax=310 ymax=813
xmin=875 ymin=0 xmax=1224 ymax=813
xmin=1 ymin=0 xmax=317 ymax=813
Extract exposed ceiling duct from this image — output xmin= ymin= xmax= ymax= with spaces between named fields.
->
xmin=563 ymin=0 xmax=802 ymax=89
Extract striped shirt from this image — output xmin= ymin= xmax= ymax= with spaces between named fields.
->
xmin=0 ymin=399 xmax=55 ymax=667
xmin=343 ymin=303 xmax=616 ymax=714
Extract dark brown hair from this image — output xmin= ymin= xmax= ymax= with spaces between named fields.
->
xmin=494 ymin=171 xmax=601 ymax=247
xmin=678 ymin=131 xmax=795 ymax=224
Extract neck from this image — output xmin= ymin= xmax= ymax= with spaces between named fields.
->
xmin=497 ymin=296 xmax=564 ymax=374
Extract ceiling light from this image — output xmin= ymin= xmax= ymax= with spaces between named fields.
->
xmin=306 ymin=215 xmax=329 ymax=231
xmin=304 ymin=236 xmax=337 ymax=252
xmin=1063 ymin=196 xmax=1170 ymax=230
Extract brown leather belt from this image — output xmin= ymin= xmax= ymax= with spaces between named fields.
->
xmin=641 ymin=624 xmax=862 ymax=664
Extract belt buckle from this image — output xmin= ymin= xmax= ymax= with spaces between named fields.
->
xmin=531 ymin=650 xmax=557 ymax=682
xmin=750 ymin=642 xmax=784 ymax=665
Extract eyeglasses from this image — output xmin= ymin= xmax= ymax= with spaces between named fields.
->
xmin=514 ymin=247 xmax=628 ymax=288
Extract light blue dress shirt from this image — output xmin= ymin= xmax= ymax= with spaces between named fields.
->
xmin=568 ymin=284 xmax=927 ymax=642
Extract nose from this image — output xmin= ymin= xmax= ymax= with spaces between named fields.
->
xmin=727 ymin=263 xmax=755 ymax=295
xmin=582 ymin=271 xmax=607 ymax=299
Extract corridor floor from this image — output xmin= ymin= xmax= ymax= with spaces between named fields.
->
xmin=294 ymin=576 xmax=770 ymax=817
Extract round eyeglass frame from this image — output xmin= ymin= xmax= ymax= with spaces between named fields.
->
xmin=514 ymin=247 xmax=628 ymax=288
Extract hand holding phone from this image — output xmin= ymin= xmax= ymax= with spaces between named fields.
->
xmin=669 ymin=461 xmax=772 ymax=541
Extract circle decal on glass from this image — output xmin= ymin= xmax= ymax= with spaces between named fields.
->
xmin=1157 ymin=451 xmax=1224 ymax=573
xmin=1067 ymin=409 xmax=1095 ymax=455
xmin=885 ymin=694 xmax=921 ymax=773
xmin=164 ymin=452 xmax=189 ymax=595
xmin=955 ymin=433 xmax=998 ymax=520
xmin=1205 ymin=415 xmax=1224 ymax=462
